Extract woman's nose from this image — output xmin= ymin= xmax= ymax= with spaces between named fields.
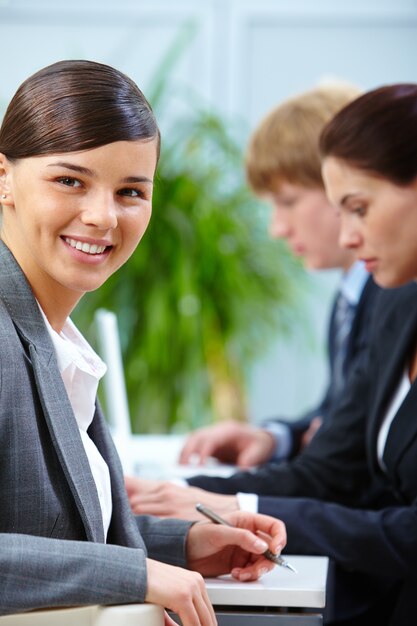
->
xmin=80 ymin=193 xmax=118 ymax=230
xmin=339 ymin=217 xmax=361 ymax=250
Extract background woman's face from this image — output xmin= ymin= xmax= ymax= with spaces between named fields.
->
xmin=322 ymin=157 xmax=417 ymax=288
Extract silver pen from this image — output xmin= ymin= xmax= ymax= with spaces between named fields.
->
xmin=195 ymin=503 xmax=297 ymax=573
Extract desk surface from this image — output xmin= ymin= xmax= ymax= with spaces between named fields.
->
xmin=205 ymin=556 xmax=328 ymax=609
xmin=0 ymin=604 xmax=164 ymax=626
xmin=124 ymin=433 xmax=236 ymax=479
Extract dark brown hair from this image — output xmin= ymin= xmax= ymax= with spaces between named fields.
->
xmin=0 ymin=59 xmax=160 ymax=162
xmin=320 ymin=83 xmax=417 ymax=185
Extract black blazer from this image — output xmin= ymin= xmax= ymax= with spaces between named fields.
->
xmin=268 ymin=274 xmax=380 ymax=457
xmin=188 ymin=283 xmax=417 ymax=625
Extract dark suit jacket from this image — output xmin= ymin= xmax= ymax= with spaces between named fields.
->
xmin=0 ymin=241 xmax=191 ymax=616
xmin=267 ymin=274 xmax=380 ymax=458
xmin=188 ymin=283 xmax=417 ymax=625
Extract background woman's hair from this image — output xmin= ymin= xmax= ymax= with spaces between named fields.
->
xmin=245 ymin=81 xmax=362 ymax=194
xmin=0 ymin=59 xmax=160 ymax=161
xmin=320 ymin=83 xmax=417 ymax=185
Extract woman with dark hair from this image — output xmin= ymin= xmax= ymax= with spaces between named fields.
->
xmin=123 ymin=84 xmax=417 ymax=625
xmin=0 ymin=60 xmax=287 ymax=625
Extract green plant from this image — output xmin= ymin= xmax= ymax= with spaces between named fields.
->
xmin=72 ymin=24 xmax=305 ymax=433
xmin=73 ymin=101 xmax=303 ymax=433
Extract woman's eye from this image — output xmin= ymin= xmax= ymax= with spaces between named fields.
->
xmin=352 ymin=206 xmax=366 ymax=217
xmin=57 ymin=176 xmax=81 ymax=188
xmin=118 ymin=188 xmax=144 ymax=198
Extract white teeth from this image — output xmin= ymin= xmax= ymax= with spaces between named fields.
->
xmin=64 ymin=237 xmax=106 ymax=255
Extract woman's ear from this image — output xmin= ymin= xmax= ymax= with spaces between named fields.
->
xmin=0 ymin=153 xmax=13 ymax=206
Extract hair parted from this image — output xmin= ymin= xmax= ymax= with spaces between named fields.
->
xmin=319 ymin=83 xmax=417 ymax=185
xmin=0 ymin=59 xmax=160 ymax=161
xmin=245 ymin=82 xmax=362 ymax=195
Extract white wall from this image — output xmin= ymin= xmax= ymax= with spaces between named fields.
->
xmin=1 ymin=0 xmax=416 ymax=423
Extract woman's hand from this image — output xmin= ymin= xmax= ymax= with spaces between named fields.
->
xmin=125 ymin=475 xmax=239 ymax=519
xmin=145 ymin=558 xmax=217 ymax=626
xmin=186 ymin=511 xmax=287 ymax=581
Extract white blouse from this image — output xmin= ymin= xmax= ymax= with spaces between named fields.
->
xmin=39 ymin=306 xmax=113 ymax=539
xmin=377 ymin=366 xmax=411 ymax=471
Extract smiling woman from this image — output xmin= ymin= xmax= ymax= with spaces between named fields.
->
xmin=0 ymin=59 xmax=160 ymax=330
xmin=0 ymin=141 xmax=157 ymax=329
xmin=0 ymin=60 xmax=287 ymax=625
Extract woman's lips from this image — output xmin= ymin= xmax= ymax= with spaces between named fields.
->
xmin=361 ymin=258 xmax=378 ymax=272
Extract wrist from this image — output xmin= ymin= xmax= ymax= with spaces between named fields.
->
xmin=223 ymin=495 xmax=239 ymax=512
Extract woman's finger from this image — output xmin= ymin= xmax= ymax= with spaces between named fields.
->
xmin=176 ymin=577 xmax=217 ymax=626
xmin=225 ymin=512 xmax=287 ymax=554
xmin=232 ymin=557 xmax=272 ymax=581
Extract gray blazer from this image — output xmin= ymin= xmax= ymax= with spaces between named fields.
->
xmin=0 ymin=241 xmax=191 ymax=615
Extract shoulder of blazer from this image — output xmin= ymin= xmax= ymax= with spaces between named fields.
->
xmin=0 ymin=240 xmax=55 ymax=361
xmin=372 ymin=281 xmax=417 ymax=336
xmin=343 ymin=275 xmax=381 ymax=364
xmin=351 ymin=279 xmax=417 ymax=355
xmin=0 ymin=240 xmax=106 ymax=543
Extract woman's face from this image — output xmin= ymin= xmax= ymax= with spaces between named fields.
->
xmin=267 ymin=183 xmax=355 ymax=271
xmin=322 ymin=157 xmax=417 ymax=288
xmin=0 ymin=139 xmax=158 ymax=326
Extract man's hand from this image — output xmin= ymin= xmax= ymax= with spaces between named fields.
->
xmin=125 ymin=476 xmax=238 ymax=519
xmin=145 ymin=558 xmax=217 ymax=626
xmin=187 ymin=510 xmax=287 ymax=580
xmin=179 ymin=420 xmax=276 ymax=468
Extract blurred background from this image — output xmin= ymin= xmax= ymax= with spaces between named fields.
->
xmin=1 ymin=0 xmax=417 ymax=435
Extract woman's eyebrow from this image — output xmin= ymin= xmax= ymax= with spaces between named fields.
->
xmin=122 ymin=176 xmax=154 ymax=184
xmin=47 ymin=162 xmax=94 ymax=176
xmin=46 ymin=163 xmax=153 ymax=184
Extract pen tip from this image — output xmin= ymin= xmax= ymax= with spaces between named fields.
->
xmin=285 ymin=563 xmax=298 ymax=574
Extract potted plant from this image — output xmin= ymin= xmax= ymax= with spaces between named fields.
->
xmin=73 ymin=24 xmax=304 ymax=433
xmin=73 ymin=101 xmax=302 ymax=433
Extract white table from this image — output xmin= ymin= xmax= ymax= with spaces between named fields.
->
xmin=204 ymin=555 xmax=328 ymax=625
xmin=117 ymin=433 xmax=238 ymax=479
xmin=0 ymin=604 xmax=164 ymax=626
xmin=169 ymin=556 xmax=328 ymax=625
xmin=206 ymin=555 xmax=328 ymax=608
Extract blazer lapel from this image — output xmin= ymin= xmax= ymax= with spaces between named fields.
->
xmin=88 ymin=407 xmax=146 ymax=550
xmin=0 ymin=241 xmax=104 ymax=543
xmin=29 ymin=344 xmax=105 ymax=542
xmin=382 ymin=378 xmax=417 ymax=479
xmin=344 ymin=276 xmax=375 ymax=364
xmin=367 ymin=285 xmax=417 ymax=472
